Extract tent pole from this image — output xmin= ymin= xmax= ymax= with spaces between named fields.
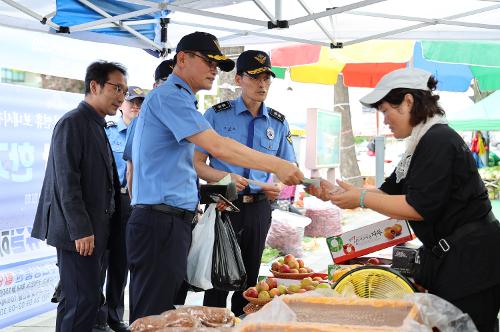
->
xmin=349 ymin=10 xmax=500 ymax=31
xmin=0 ymin=0 xmax=60 ymax=30
xmin=275 ymin=0 xmax=282 ymax=20
xmin=296 ymin=0 xmax=336 ymax=43
xmin=76 ymin=0 xmax=163 ymax=51
xmin=71 ymin=4 xmax=160 ymax=32
xmin=171 ymin=19 xmax=331 ymax=46
xmin=345 ymin=4 xmax=500 ymax=46
xmin=252 ymin=0 xmax=277 ymax=25
xmin=167 ymin=4 xmax=268 ymax=27
xmin=119 ymin=0 xmax=158 ymax=6
xmin=288 ymin=0 xmax=386 ymax=26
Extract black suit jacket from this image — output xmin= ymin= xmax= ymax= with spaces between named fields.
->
xmin=32 ymin=101 xmax=121 ymax=254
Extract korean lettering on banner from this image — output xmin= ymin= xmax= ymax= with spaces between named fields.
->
xmin=0 ymin=227 xmax=49 ymax=260
xmin=0 ymin=83 xmax=79 ymax=232
xmin=0 ymin=258 xmax=59 ymax=326
xmin=0 ymin=83 xmax=82 ymax=326
xmin=0 ymin=142 xmax=35 ymax=182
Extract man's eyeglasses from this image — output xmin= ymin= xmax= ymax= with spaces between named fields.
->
xmin=243 ymin=73 xmax=272 ymax=85
xmin=185 ymin=51 xmax=218 ymax=70
xmin=105 ymin=82 xmax=128 ymax=97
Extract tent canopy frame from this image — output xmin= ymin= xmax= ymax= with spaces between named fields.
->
xmin=1 ymin=0 xmax=500 ymax=54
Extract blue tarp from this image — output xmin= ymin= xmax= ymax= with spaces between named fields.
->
xmin=51 ymin=0 xmax=170 ymax=50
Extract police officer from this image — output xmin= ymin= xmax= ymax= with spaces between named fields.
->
xmin=194 ymin=50 xmax=296 ymax=316
xmin=127 ymin=31 xmax=303 ymax=322
xmin=122 ymin=59 xmax=175 ymax=195
xmin=94 ymin=87 xmax=145 ymax=331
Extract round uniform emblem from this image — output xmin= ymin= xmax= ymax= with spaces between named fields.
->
xmin=266 ymin=127 xmax=275 ymax=140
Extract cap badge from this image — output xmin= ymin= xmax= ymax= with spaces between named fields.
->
xmin=207 ymin=54 xmax=229 ymax=61
xmin=133 ymin=87 xmax=143 ymax=95
xmin=266 ymin=127 xmax=275 ymax=140
xmin=254 ymin=54 xmax=266 ymax=64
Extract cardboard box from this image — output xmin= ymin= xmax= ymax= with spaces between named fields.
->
xmin=326 ymin=219 xmax=414 ymax=264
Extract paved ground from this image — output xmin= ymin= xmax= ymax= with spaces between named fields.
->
xmin=4 ymin=204 xmax=500 ymax=331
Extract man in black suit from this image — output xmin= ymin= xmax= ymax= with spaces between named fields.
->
xmin=32 ymin=61 xmax=126 ymax=332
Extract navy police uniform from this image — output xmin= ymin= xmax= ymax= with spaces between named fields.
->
xmin=128 ymin=74 xmax=207 ymax=322
xmin=126 ymin=31 xmax=235 ymax=322
xmin=199 ymin=49 xmax=296 ymax=316
xmin=122 ymin=60 xmax=175 ymax=163
xmin=199 ymin=97 xmax=296 ymax=315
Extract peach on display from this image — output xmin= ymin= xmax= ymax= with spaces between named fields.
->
xmin=279 ymin=264 xmax=291 ymax=273
xmin=256 ymin=280 xmax=269 ymax=292
xmin=393 ymin=223 xmax=403 ymax=235
xmin=245 ymin=287 xmax=258 ymax=298
xmin=384 ymin=227 xmax=396 ymax=240
xmin=258 ymin=290 xmax=270 ymax=300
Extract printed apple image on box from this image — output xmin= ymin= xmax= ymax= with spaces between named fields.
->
xmin=326 ymin=219 xmax=414 ymax=264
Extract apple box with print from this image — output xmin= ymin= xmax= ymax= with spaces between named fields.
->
xmin=326 ymin=219 xmax=414 ymax=264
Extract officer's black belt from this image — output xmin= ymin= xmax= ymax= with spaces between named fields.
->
xmin=236 ymin=193 xmax=267 ymax=204
xmin=134 ymin=204 xmax=195 ymax=221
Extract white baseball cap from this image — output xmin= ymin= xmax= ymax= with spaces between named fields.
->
xmin=359 ymin=68 xmax=432 ymax=108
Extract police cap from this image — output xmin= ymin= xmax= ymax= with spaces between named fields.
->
xmin=236 ymin=50 xmax=275 ymax=78
xmin=125 ymin=86 xmax=145 ymax=101
xmin=176 ymin=31 xmax=235 ymax=72
xmin=154 ymin=59 xmax=175 ymax=81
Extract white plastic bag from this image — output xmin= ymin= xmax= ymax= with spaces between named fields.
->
xmin=186 ymin=204 xmax=217 ymax=290
xmin=266 ymin=210 xmax=311 ymax=257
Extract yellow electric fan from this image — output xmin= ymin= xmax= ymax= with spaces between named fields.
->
xmin=333 ymin=266 xmax=416 ymax=299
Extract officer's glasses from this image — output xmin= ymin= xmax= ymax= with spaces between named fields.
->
xmin=106 ymin=82 xmax=129 ymax=97
xmin=128 ymin=100 xmax=142 ymax=109
xmin=185 ymin=51 xmax=218 ymax=70
xmin=243 ymin=73 xmax=272 ymax=85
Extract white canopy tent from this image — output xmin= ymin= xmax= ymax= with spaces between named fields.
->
xmin=1 ymin=0 xmax=500 ymax=55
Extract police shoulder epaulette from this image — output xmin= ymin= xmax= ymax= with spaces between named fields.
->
xmin=175 ymin=83 xmax=192 ymax=95
xmin=106 ymin=121 xmax=117 ymax=128
xmin=213 ymin=101 xmax=231 ymax=112
xmin=268 ymin=108 xmax=285 ymax=123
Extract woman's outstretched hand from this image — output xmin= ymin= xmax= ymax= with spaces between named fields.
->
xmin=304 ymin=178 xmax=346 ymax=201
xmin=330 ymin=180 xmax=362 ymax=209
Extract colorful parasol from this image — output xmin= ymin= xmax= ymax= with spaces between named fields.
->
xmin=271 ymin=40 xmax=413 ymax=86
xmin=271 ymin=40 xmax=500 ymax=92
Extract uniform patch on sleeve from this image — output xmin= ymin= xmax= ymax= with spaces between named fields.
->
xmin=287 ymin=131 xmax=293 ymax=144
xmin=106 ymin=121 xmax=117 ymax=128
xmin=269 ymin=108 xmax=285 ymax=123
xmin=213 ymin=101 xmax=232 ymax=112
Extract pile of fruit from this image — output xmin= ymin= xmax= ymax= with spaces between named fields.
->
xmin=331 ymin=264 xmax=363 ymax=282
xmin=243 ymin=276 xmax=330 ymax=303
xmin=271 ymin=254 xmax=313 ymax=274
xmin=288 ymin=277 xmax=331 ymax=293
xmin=244 ymin=277 xmax=283 ymax=301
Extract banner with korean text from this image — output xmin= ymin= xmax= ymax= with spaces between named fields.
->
xmin=0 ymin=83 xmax=82 ymax=328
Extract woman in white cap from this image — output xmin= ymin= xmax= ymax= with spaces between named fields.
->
xmin=307 ymin=68 xmax=500 ymax=332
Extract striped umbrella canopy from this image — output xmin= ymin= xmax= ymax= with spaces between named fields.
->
xmin=421 ymin=41 xmax=500 ymax=91
xmin=271 ymin=40 xmax=500 ymax=92
xmin=271 ymin=40 xmax=413 ymax=86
